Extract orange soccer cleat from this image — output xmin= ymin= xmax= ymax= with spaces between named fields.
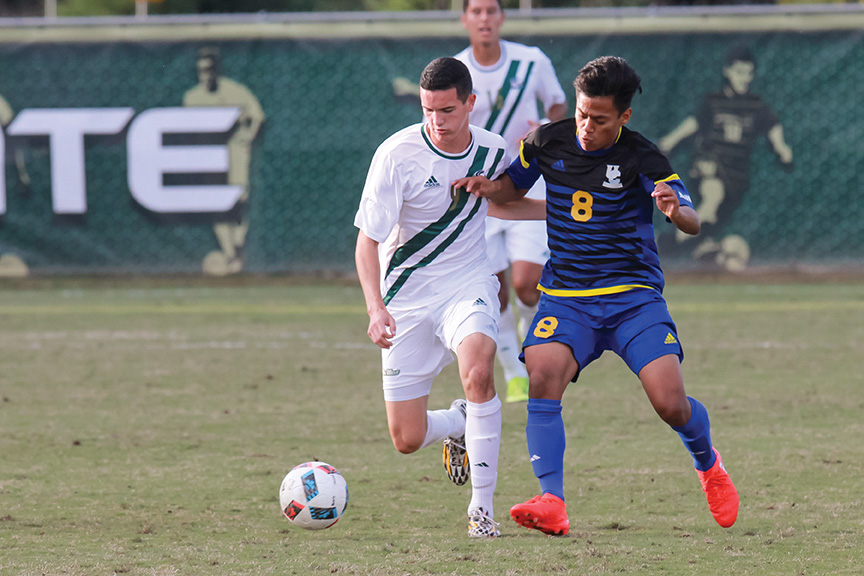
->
xmin=510 ymin=493 xmax=570 ymax=536
xmin=697 ymin=448 xmax=739 ymax=528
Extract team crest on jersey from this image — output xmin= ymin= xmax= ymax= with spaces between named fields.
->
xmin=603 ymin=165 xmax=623 ymax=189
xmin=448 ymin=185 xmax=465 ymax=211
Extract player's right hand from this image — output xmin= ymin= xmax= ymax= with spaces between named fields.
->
xmin=367 ymin=307 xmax=396 ymax=349
xmin=452 ymin=175 xmax=494 ymax=198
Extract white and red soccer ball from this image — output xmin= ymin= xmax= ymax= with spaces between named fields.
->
xmin=280 ymin=461 xmax=348 ymax=530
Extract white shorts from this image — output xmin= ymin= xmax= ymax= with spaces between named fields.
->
xmin=485 ymin=178 xmax=550 ymax=273
xmin=381 ymin=274 xmax=500 ymax=402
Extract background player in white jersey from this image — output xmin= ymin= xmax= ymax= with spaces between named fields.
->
xmin=456 ymin=0 xmax=568 ymax=403
xmin=354 ymin=57 xmax=510 ymax=538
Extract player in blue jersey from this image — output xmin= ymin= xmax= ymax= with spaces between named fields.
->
xmin=453 ymin=56 xmax=739 ymax=535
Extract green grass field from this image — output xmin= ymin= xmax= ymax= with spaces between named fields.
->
xmin=1 ymin=278 xmax=862 ymax=575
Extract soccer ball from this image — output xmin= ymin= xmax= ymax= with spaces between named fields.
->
xmin=279 ymin=461 xmax=348 ymax=530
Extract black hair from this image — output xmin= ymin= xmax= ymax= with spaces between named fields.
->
xmin=574 ymin=56 xmax=642 ymax=114
xmin=725 ymin=46 xmax=756 ymax=68
xmin=463 ymin=0 xmax=503 ymax=11
xmin=197 ymin=46 xmax=220 ymax=65
xmin=420 ymin=57 xmax=474 ymax=103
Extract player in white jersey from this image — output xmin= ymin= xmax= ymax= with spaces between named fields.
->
xmin=355 ymin=57 xmax=510 ymax=538
xmin=456 ymin=0 xmax=568 ymax=403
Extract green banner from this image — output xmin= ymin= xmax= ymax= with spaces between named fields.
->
xmin=0 ymin=13 xmax=861 ymax=276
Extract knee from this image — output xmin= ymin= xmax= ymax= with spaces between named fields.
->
xmin=513 ymin=283 xmax=540 ymax=307
xmin=388 ymin=422 xmax=426 ymax=454
xmin=526 ymin=365 xmax=567 ymax=399
xmin=388 ymin=426 xmax=423 ymax=454
xmin=654 ymin=397 xmax=691 ymax=427
xmin=461 ymin=362 xmax=495 ymax=401
xmin=512 ymin=272 xmax=540 ymax=307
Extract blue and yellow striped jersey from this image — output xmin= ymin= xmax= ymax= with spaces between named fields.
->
xmin=506 ymin=120 xmax=694 ymax=296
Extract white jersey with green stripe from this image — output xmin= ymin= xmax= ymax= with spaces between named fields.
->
xmin=354 ymin=123 xmax=510 ymax=307
xmin=455 ymin=40 xmax=567 ymax=163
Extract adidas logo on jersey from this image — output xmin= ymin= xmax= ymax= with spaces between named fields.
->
xmin=551 ymin=159 xmax=565 ymax=172
xmin=473 ymin=298 xmax=487 ymax=307
xmin=664 ymin=333 xmax=678 ymax=344
xmin=424 ymin=175 xmax=440 ymax=188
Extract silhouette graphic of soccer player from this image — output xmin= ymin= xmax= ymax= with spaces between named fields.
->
xmin=658 ymin=46 xmax=793 ymax=271
xmin=0 ymin=91 xmax=30 ymax=277
xmin=184 ymin=47 xmax=265 ymax=276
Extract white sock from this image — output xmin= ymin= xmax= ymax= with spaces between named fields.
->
xmin=466 ymin=395 xmax=502 ymax=518
xmin=496 ymin=304 xmax=528 ymax=382
xmin=420 ymin=403 xmax=465 ymax=449
xmin=515 ymin=299 xmax=538 ymax=340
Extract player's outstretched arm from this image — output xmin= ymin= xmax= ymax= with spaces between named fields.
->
xmin=767 ymin=123 xmax=794 ymax=164
xmin=652 ymin=182 xmax=700 ymax=236
xmin=452 ymin=172 xmax=524 ymax=204
xmin=658 ymin=116 xmax=698 ymax=154
xmin=355 ymin=231 xmax=396 ymax=349
xmin=488 ymin=197 xmax=546 ymax=221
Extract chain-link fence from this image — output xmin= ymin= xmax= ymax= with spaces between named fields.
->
xmin=0 ymin=8 xmax=860 ymax=276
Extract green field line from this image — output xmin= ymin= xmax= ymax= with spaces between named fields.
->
xmin=0 ymin=303 xmax=369 ymax=315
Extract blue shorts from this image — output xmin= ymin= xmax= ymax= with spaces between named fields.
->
xmin=520 ymin=288 xmax=683 ymax=381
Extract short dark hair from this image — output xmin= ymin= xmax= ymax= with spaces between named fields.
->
xmin=725 ymin=45 xmax=755 ymax=67
xmin=197 ymin=46 xmax=220 ymax=65
xmin=573 ymin=56 xmax=642 ymax=114
xmin=420 ymin=57 xmax=473 ymax=103
xmin=463 ymin=0 xmax=503 ymax=11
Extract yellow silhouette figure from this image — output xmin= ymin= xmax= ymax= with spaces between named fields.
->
xmin=0 ymin=91 xmax=30 ymax=277
xmin=184 ymin=47 xmax=265 ymax=276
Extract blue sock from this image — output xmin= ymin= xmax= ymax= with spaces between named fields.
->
xmin=672 ymin=397 xmax=717 ymax=471
xmin=525 ymin=398 xmax=566 ymax=501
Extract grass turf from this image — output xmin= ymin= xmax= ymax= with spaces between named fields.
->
xmin=0 ymin=279 xmax=862 ymax=575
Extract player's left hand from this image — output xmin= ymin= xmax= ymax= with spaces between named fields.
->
xmin=651 ymin=181 xmax=680 ymax=220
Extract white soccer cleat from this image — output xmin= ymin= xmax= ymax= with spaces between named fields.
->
xmin=468 ymin=507 xmax=500 ymax=538
xmin=442 ymin=399 xmax=470 ymax=486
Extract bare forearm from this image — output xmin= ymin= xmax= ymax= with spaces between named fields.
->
xmin=483 ymin=174 xmax=524 ymax=203
xmin=356 ymin=231 xmax=397 ymax=348
xmin=658 ymin=116 xmax=698 ymax=153
xmin=671 ymin=206 xmax=700 ymax=236
xmin=355 ymin=232 xmax=385 ymax=314
xmin=488 ymin=198 xmax=546 ymax=220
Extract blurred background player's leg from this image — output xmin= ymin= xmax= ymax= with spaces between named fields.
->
xmin=486 ymin=218 xmax=530 ymax=403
